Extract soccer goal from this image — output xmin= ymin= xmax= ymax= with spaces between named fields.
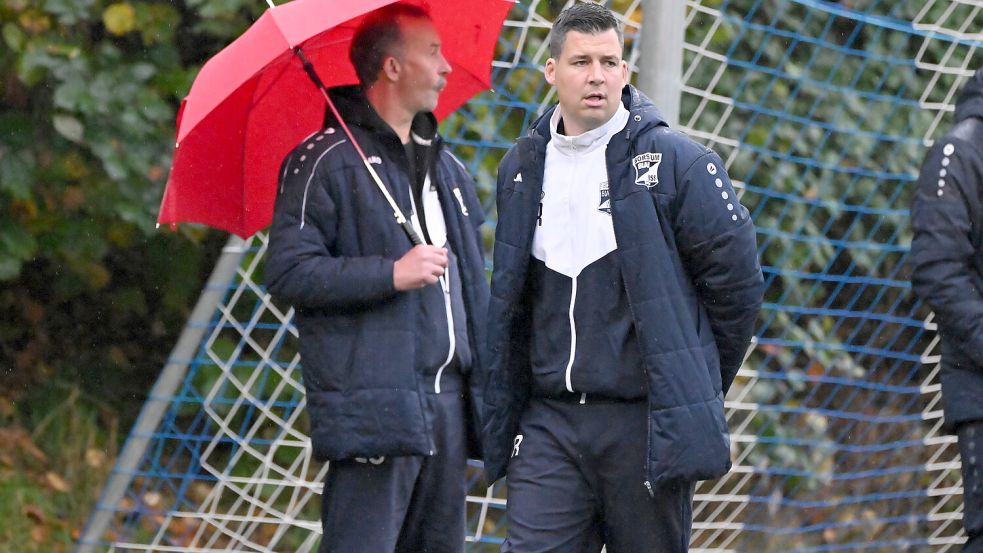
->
xmin=79 ymin=1 xmax=983 ymax=551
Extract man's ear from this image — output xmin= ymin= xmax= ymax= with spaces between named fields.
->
xmin=381 ymin=55 xmax=401 ymax=82
xmin=544 ymin=58 xmax=556 ymax=85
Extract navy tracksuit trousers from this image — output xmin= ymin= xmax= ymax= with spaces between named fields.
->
xmin=317 ymin=372 xmax=467 ymax=553
xmin=959 ymin=421 xmax=983 ymax=553
xmin=503 ymin=397 xmax=695 ymax=553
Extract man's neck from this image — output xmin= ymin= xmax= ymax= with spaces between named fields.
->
xmin=365 ymin=85 xmax=414 ymax=143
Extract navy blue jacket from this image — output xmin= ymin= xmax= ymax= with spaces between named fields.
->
xmin=265 ymin=86 xmax=489 ymax=461
xmin=483 ymin=85 xmax=765 ymax=486
xmin=910 ymin=69 xmax=983 ymax=430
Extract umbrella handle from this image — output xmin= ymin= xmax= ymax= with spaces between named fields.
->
xmin=400 ymin=221 xmax=424 ymax=246
xmin=293 ymin=47 xmax=424 ymax=248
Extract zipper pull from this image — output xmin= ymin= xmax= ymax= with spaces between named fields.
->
xmin=453 ymin=188 xmax=470 ymax=216
xmin=643 ymin=480 xmax=654 ymax=498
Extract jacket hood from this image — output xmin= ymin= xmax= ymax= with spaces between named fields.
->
xmin=954 ymin=68 xmax=983 ymax=123
xmin=529 ymin=84 xmax=669 ymax=140
xmin=325 ymin=85 xmax=439 ymax=142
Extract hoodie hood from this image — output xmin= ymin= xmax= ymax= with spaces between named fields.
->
xmin=530 ymin=84 xmax=669 ymax=140
xmin=324 ymin=85 xmax=439 ymax=142
xmin=954 ymin=68 xmax=983 ymax=123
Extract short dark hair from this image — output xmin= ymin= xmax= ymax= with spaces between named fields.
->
xmin=349 ymin=3 xmax=431 ymax=86
xmin=548 ymin=2 xmax=623 ymax=59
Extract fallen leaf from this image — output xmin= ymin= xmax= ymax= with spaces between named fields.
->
xmin=23 ymin=504 xmax=45 ymax=524
xmin=143 ymin=491 xmax=161 ymax=508
xmin=806 ymin=360 xmax=825 ymax=377
xmin=147 ymin=165 xmax=164 ymax=181
xmin=190 ymin=482 xmax=212 ymax=502
xmin=0 ymin=397 xmax=14 ymax=417
xmin=0 ymin=427 xmax=48 ymax=465
xmin=31 ymin=525 xmax=48 ymax=543
xmin=85 ymin=448 xmax=107 ymax=468
xmin=46 ymin=471 xmax=70 ymax=493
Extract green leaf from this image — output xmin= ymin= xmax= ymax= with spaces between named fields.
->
xmin=41 ymin=0 xmax=97 ymax=25
xmin=130 ymin=62 xmax=156 ymax=82
xmin=53 ymin=114 xmax=85 ymax=143
xmin=0 ymin=113 xmax=34 ymax=148
xmin=0 ymin=148 xmax=34 ymax=200
xmin=16 ymin=44 xmax=56 ymax=86
xmin=53 ymin=79 xmax=88 ymax=111
xmin=2 ymin=22 xmax=26 ymax=52
xmin=0 ymin=257 xmax=21 ymax=281
xmin=0 ymin=222 xmax=37 ymax=260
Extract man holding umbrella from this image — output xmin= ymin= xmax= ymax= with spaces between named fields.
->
xmin=264 ymin=4 xmax=488 ymax=552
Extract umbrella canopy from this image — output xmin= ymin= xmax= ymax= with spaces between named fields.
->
xmin=158 ymin=0 xmax=513 ymax=238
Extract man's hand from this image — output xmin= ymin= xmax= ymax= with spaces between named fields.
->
xmin=393 ymin=245 xmax=448 ymax=290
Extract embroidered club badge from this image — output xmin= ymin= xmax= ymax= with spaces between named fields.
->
xmin=633 ymin=152 xmax=662 ymax=188
xmin=598 ymin=180 xmax=611 ymax=214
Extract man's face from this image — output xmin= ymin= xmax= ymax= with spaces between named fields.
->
xmin=393 ymin=17 xmax=452 ymax=115
xmin=545 ymin=28 xmax=627 ymax=136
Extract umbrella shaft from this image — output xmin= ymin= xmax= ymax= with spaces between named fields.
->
xmin=294 ymin=47 xmax=423 ymax=247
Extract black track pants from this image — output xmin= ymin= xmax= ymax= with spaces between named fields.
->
xmin=318 ymin=387 xmax=467 ymax=553
xmin=502 ymin=397 xmax=695 ymax=553
xmin=959 ymin=421 xmax=983 ymax=553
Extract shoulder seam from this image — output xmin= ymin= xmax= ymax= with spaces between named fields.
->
xmin=445 ymin=150 xmax=469 ymax=174
xmin=299 ymin=139 xmax=349 ymax=230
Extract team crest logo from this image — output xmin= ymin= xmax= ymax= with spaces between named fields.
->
xmin=598 ymin=180 xmax=611 ymax=214
xmin=633 ymin=152 xmax=662 ymax=188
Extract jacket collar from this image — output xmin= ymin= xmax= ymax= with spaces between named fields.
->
xmin=325 ymin=85 xmax=440 ymax=144
xmin=529 ymin=84 xmax=669 ymax=143
xmin=548 ymin=102 xmax=630 ymax=155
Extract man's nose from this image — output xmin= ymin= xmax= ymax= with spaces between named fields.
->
xmin=438 ymin=52 xmax=452 ymax=76
xmin=587 ymin=61 xmax=605 ymax=83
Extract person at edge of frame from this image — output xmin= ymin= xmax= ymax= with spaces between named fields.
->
xmin=910 ymin=67 xmax=983 ymax=553
xmin=264 ymin=4 xmax=489 ymax=552
xmin=481 ymin=2 xmax=766 ymax=552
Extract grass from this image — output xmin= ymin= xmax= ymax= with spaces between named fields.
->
xmin=0 ymin=380 xmax=120 ymax=553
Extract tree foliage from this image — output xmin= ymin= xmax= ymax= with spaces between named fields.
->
xmin=0 ymin=0 xmax=267 ymax=415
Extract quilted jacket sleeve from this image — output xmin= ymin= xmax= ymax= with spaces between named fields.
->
xmin=265 ymin=148 xmax=398 ymax=310
xmin=672 ymin=151 xmax=765 ymax=394
xmin=910 ymin=137 xmax=983 ymax=367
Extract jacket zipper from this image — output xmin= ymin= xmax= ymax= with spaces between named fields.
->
xmin=624 ymin=272 xmax=654 ymax=497
xmin=564 ymin=276 xmax=578 ymax=393
xmin=618 ymin=128 xmax=655 ymax=497
xmin=434 ymin=266 xmax=455 ymax=394
xmin=405 ymin=172 xmax=456 ymax=396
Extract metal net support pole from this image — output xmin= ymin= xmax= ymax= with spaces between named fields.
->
xmin=74 ymin=235 xmax=248 ymax=553
xmin=636 ymin=0 xmax=686 ymax=127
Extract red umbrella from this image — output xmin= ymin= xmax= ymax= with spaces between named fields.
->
xmin=157 ymin=0 xmax=513 ymax=238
